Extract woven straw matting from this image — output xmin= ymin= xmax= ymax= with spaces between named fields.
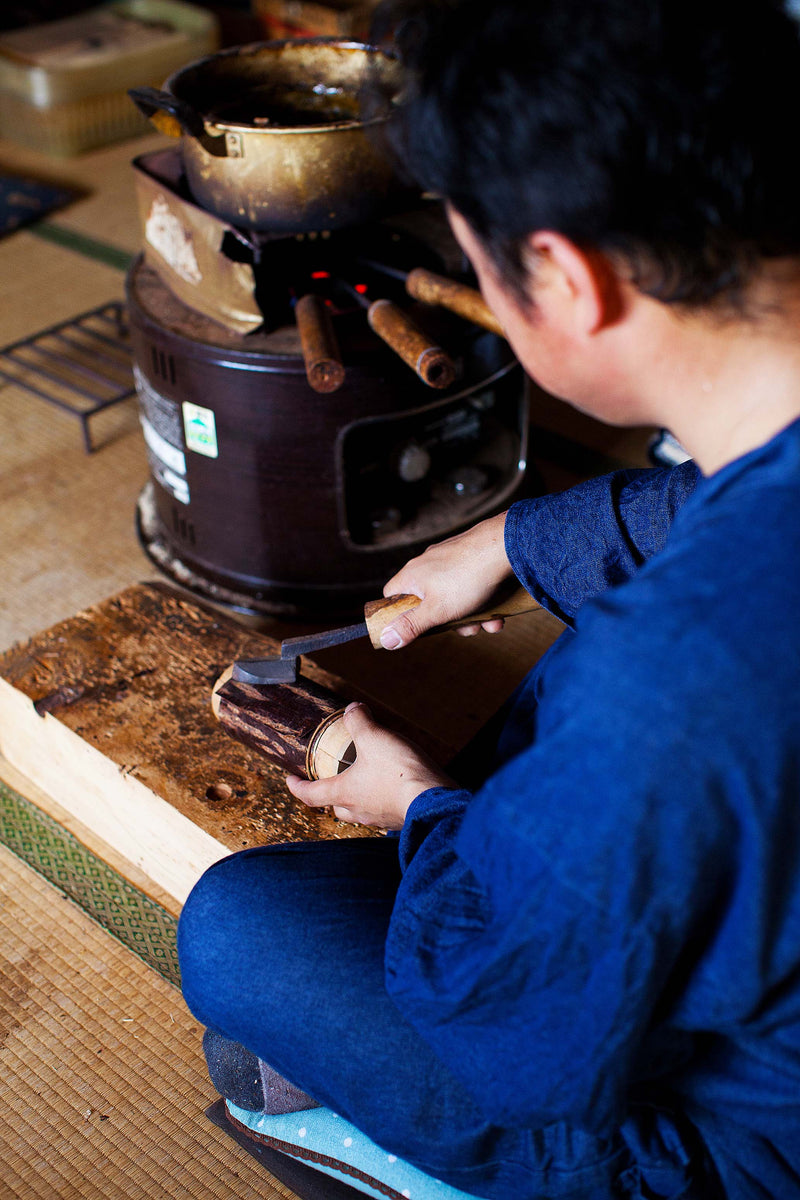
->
xmin=0 ymin=842 xmax=299 ymax=1200
xmin=0 ymin=781 xmax=180 ymax=987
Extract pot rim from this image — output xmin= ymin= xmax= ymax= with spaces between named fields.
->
xmin=164 ymin=36 xmax=400 ymax=136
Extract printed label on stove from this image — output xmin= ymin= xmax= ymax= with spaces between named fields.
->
xmin=140 ymin=416 xmax=189 ymax=504
xmin=133 ymin=364 xmax=190 ymax=504
xmin=134 ymin=365 xmax=183 ymax=446
xmin=182 ymin=402 xmax=218 ymax=458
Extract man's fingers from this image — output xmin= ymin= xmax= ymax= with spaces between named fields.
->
xmin=451 ymin=617 xmax=508 ymax=638
xmin=382 ymin=605 xmax=509 ymax=648
xmin=342 ymin=700 xmax=373 ymax=730
xmin=438 ymin=624 xmax=506 ymax=643
xmin=286 ymin=773 xmax=336 ymax=807
xmin=286 ymin=704 xmax=372 ymax=805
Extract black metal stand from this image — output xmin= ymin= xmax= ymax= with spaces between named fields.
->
xmin=0 ymin=301 xmax=135 ymax=452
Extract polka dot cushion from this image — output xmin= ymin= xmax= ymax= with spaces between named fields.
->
xmin=225 ymin=1101 xmax=481 ymax=1200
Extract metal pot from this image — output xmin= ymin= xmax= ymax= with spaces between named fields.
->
xmin=129 ymin=39 xmax=403 ymax=234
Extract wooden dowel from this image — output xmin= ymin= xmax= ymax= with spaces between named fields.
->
xmin=367 ymin=298 xmax=456 ymax=389
xmin=405 ymin=268 xmax=505 ymax=337
xmin=212 ymin=668 xmax=355 ymax=780
xmin=295 ymin=294 xmax=345 ymax=393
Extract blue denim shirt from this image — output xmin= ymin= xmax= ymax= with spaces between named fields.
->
xmin=386 ymin=419 xmax=800 ymax=1199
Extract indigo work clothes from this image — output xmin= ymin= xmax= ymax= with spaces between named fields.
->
xmin=179 ymin=418 xmax=800 ymax=1199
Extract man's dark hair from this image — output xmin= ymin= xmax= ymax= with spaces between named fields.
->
xmin=372 ymin=0 xmax=800 ymax=309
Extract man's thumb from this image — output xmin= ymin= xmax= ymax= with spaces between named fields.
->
xmin=379 ymin=611 xmax=426 ymax=649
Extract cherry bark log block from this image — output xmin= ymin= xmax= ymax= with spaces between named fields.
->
xmin=0 ymin=582 xmax=384 ymax=906
xmin=212 ymin=667 xmax=356 ymax=780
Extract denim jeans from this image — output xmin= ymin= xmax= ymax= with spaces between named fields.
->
xmin=177 ymin=835 xmax=712 ymax=1200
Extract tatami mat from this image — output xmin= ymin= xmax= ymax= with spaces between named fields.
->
xmin=0 ymin=841 xmax=299 ymax=1200
xmin=0 ymin=385 xmax=153 ymax=652
xmin=0 ymin=133 xmax=164 ymax=650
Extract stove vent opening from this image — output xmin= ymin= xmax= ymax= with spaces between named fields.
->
xmin=171 ymin=506 xmax=195 ymax=546
xmin=341 ymin=368 xmax=528 ymax=549
xmin=151 ymin=345 xmax=176 ymax=386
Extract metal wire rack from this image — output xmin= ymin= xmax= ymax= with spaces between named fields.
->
xmin=0 ymin=301 xmax=134 ymax=452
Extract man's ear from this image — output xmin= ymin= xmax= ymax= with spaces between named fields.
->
xmin=528 ymin=231 xmax=624 ymax=334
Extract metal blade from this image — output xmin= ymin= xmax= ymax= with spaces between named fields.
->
xmin=230 ymin=618 xmax=370 ymax=687
xmin=231 ymin=657 xmax=301 ymax=685
xmin=278 ymin=619 xmax=369 ymax=659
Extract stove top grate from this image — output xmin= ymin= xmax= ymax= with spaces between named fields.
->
xmin=0 ymin=301 xmax=134 ymax=452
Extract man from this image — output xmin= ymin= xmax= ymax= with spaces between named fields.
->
xmin=178 ymin=1 xmax=800 ymax=1195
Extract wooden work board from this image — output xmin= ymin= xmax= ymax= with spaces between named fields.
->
xmin=0 ymin=582 xmax=431 ymax=906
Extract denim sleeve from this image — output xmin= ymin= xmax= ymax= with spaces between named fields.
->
xmin=505 ymin=460 xmax=700 ymax=622
xmin=397 ymin=786 xmax=472 ymax=873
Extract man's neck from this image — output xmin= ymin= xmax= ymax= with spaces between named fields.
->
xmin=630 ymin=266 xmax=800 ymax=475
xmin=669 ymin=339 xmax=800 ymax=475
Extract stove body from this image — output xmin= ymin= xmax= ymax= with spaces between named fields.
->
xmin=129 ymin=148 xmax=536 ymax=617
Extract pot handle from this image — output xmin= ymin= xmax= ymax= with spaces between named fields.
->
xmin=128 ymin=86 xmax=206 ymax=140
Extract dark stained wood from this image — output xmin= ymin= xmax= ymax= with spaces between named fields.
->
xmin=0 ymin=582 xmax=378 ymax=852
xmin=0 ymin=580 xmax=566 ymax=905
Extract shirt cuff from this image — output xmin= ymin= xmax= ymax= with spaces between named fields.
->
xmin=398 ymin=785 xmax=472 ymax=872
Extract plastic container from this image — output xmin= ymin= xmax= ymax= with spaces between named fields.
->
xmin=251 ymin=0 xmax=377 ymax=40
xmin=0 ymin=0 xmax=218 ymax=155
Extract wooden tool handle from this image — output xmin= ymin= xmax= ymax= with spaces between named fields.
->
xmin=405 ymin=268 xmax=505 ymax=338
xmin=367 ymin=298 xmax=456 ymax=389
xmin=364 ymin=594 xmax=422 ymax=646
xmin=364 ymin=585 xmax=539 ymax=648
xmin=295 ymin=294 xmax=345 ymax=393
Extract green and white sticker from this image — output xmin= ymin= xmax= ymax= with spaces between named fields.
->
xmin=182 ymin=401 xmax=218 ymax=458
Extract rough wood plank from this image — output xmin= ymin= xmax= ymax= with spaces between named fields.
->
xmin=0 ymin=582 xmax=386 ymax=904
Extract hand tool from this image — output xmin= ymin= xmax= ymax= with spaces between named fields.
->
xmin=337 ymin=279 xmax=457 ymax=390
xmin=294 ymin=293 xmax=345 ymax=393
xmin=231 ymin=586 xmax=539 ymax=686
xmin=357 ymin=260 xmax=505 ymax=338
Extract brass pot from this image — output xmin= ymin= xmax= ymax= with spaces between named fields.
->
xmin=129 ymin=39 xmax=402 ymax=233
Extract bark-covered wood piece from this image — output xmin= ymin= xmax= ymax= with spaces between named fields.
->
xmin=213 ymin=670 xmax=354 ymax=780
xmin=0 ymin=582 xmax=384 ymax=904
xmin=405 ymin=267 xmax=504 ymax=336
xmin=366 ymin=298 xmax=456 ymax=388
xmin=295 ymin=293 xmax=345 ymax=393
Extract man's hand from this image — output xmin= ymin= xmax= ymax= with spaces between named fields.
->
xmin=286 ymin=702 xmax=455 ymax=829
xmin=379 ymin=511 xmax=516 ymax=649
